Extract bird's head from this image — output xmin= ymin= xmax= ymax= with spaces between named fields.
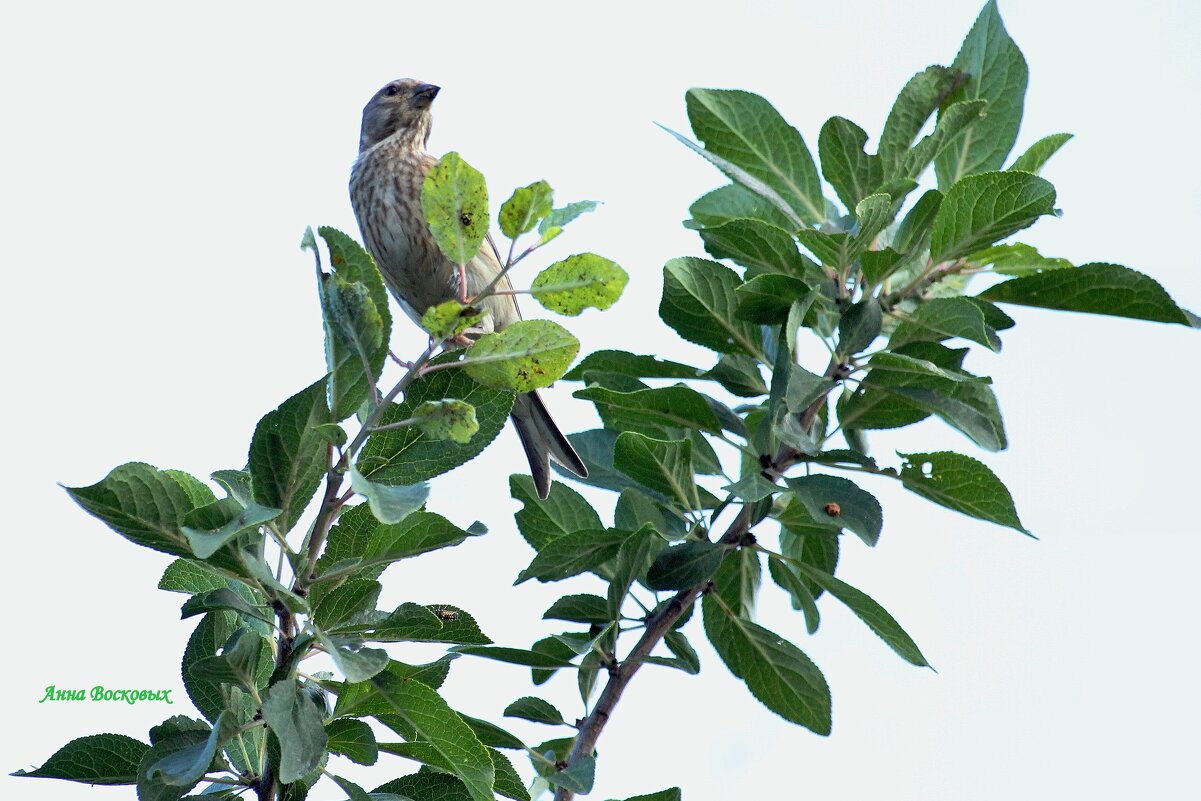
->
xmin=358 ymin=78 xmax=440 ymax=153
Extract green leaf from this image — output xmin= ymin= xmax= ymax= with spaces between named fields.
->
xmin=248 ymin=379 xmax=329 ymax=533
xmin=735 ymin=274 xmax=811 ymax=324
xmin=574 ymin=384 xmax=722 ymax=434
xmin=686 ymin=88 xmax=825 ymax=225
xmin=145 ymin=712 xmax=230 ymax=787
xmin=261 ymin=680 xmax=328 ymax=784
xmin=187 ymin=634 xmax=270 ymax=696
xmin=325 ymin=718 xmax=378 ymax=766
xmin=361 ymin=511 xmax=483 ymax=569
xmin=64 ymin=463 xmax=200 ymax=557
xmin=362 ymin=603 xmax=491 ymax=645
xmin=357 ymin=353 xmax=514 ymax=486
xmin=12 ymin=733 xmax=149 ymax=784
xmin=896 ymin=100 xmax=987 ymax=182
xmin=368 ymin=673 xmax=495 ymax=801
xmin=899 ymin=451 xmax=1029 ymax=533
xmin=180 ymin=500 xmax=280 ymax=560
xmin=722 ymin=473 xmax=779 ymax=503
xmin=320 ymin=635 xmax=390 ymax=682
xmin=461 ymin=320 xmax=580 ymax=392
xmin=537 ymin=200 xmax=601 ymax=244
xmin=794 ymin=230 xmax=849 ymax=271
xmin=819 ymin=116 xmax=883 ymax=211
xmin=979 ymin=263 xmax=1200 ymax=327
xmin=317 ymin=227 xmax=393 ymax=421
xmin=853 ymin=193 xmax=896 ymax=251
xmin=411 ymin=399 xmax=482 ymax=447
xmin=459 ymin=714 xmax=525 ymax=751
xmin=135 ymin=733 xmax=206 ymax=801
xmin=841 ymin=359 xmax=1008 ymax=452
xmin=329 ymin=656 xmax=456 ymax=718
xmin=702 ymin=594 xmax=830 ymax=733
xmin=450 ymin=646 xmax=576 ymax=669
xmin=606 ymin=790 xmax=682 ymax=801
xmin=181 ymin=613 xmax=237 ymax=723
xmin=516 ymin=528 xmax=628 ymax=584
xmin=563 ymin=350 xmax=705 ymax=382
xmin=660 ymin=257 xmax=764 ymax=359
xmin=889 ymin=297 xmax=1001 ymax=351
xmin=865 ymin=351 xmax=992 ymax=383
xmin=421 ymin=151 xmax=489 ymax=266
xmin=504 ymin=697 xmax=566 ymax=726
xmin=660 ymin=630 xmax=701 ymax=674
xmin=510 ymin=475 xmax=604 ymax=551
xmin=320 ymin=274 xmax=383 ymax=407
xmin=328 ymin=773 xmax=374 ymax=801
xmin=158 ymin=559 xmax=227 ymax=596
xmin=499 ymin=180 xmax=553 ymax=238
xmin=555 ymin=430 xmax=650 ymax=495
xmin=779 ymin=517 xmax=839 ymax=602
xmin=180 ymin=588 xmax=271 ymax=624
xmin=210 ymin=469 xmax=253 ymax=506
xmin=348 ymin=465 xmax=429 ymax=525
xmin=531 ymin=253 xmax=628 ymax=316
xmin=837 ymin=298 xmax=883 ymax=356
xmin=787 ymin=475 xmax=882 ymax=546
xmin=313 ymin=579 xmax=382 ymax=630
xmin=929 ymin=171 xmax=1056 ymax=262
xmin=790 ymin=562 xmax=930 ymax=667
xmin=861 ymin=250 xmax=910 ymax=292
xmin=705 ymin=354 xmax=768 ymax=397
xmin=488 ymin=747 xmax=531 ymax=801
xmin=893 ymin=189 xmax=943 ymax=256
xmin=544 ymin=756 xmax=596 ymax=795
xmin=689 ymin=183 xmax=795 ymax=229
xmin=543 ymin=593 xmax=611 ymax=624
xmin=1008 ymin=133 xmax=1073 ymax=173
xmin=879 ymin=65 xmax=960 ymax=175
xmin=608 ymin=525 xmax=664 ymax=617
xmin=613 ymin=432 xmax=697 ymax=509
xmin=966 ymin=242 xmax=1072 ymax=276
xmin=646 ymin=540 xmax=726 ymax=591
xmin=767 ymin=555 xmax=820 ymax=634
xmin=619 ymin=489 xmax=686 ymax=538
xmin=699 ymin=219 xmax=814 ymax=278
xmin=709 ymin=546 xmax=762 ymax=619
xmin=374 ymin=773 xmax=472 ymax=800
xmin=935 ymin=0 xmax=1029 ymax=186
xmin=421 ymin=300 xmax=486 ymax=341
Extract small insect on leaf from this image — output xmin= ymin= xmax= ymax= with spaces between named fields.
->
xmin=824 ymin=502 xmax=842 ymax=517
xmin=434 ymin=609 xmax=460 ymax=622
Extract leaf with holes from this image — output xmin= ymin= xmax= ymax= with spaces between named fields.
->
xmin=531 ymin=253 xmax=628 ymax=316
xmin=461 ymin=320 xmax=580 ymax=392
xmin=421 ymin=151 xmax=489 ymax=266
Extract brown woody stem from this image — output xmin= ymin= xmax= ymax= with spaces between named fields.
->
xmin=552 ymin=508 xmax=753 ymax=801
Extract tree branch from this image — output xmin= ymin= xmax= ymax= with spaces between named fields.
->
xmin=552 ymin=508 xmax=753 ymax=801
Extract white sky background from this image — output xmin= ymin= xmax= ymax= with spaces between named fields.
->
xmin=2 ymin=1 xmax=1199 ymax=799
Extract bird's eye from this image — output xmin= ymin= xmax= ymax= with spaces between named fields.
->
xmin=383 ymin=85 xmax=400 ymax=97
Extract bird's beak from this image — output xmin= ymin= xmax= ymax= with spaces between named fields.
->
xmin=412 ymin=83 xmax=440 ymax=108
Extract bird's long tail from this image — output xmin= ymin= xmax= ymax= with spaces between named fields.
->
xmin=510 ymin=391 xmax=588 ymax=499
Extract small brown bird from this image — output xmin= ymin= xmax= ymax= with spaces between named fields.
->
xmin=349 ymin=78 xmax=587 ymax=499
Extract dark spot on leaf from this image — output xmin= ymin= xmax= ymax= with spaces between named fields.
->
xmin=460 ymin=212 xmax=473 ymax=227
xmin=824 ymin=502 xmax=841 ymax=517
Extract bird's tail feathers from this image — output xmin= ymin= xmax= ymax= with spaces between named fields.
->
xmin=511 ymin=391 xmax=588 ymax=499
